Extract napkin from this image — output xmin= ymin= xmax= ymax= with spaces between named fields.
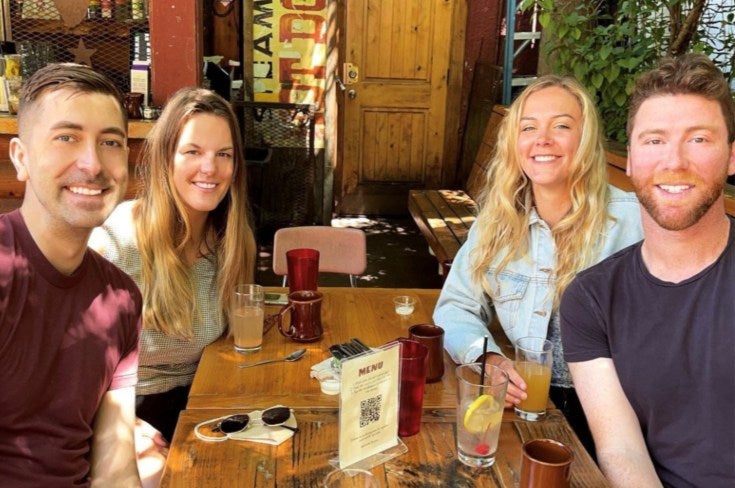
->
xmin=310 ymin=357 xmax=341 ymax=395
xmin=228 ymin=408 xmax=298 ymax=446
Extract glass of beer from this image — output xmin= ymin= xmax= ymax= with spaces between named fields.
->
xmin=231 ymin=284 xmax=265 ymax=353
xmin=514 ymin=337 xmax=553 ymax=421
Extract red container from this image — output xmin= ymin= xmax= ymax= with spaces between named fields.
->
xmin=286 ymin=248 xmax=319 ymax=294
xmin=397 ymin=338 xmax=428 ymax=437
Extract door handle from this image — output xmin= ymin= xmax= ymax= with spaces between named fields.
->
xmin=348 ymin=89 xmax=356 ymax=99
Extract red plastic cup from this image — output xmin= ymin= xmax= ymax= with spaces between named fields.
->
xmin=397 ymin=338 xmax=428 ymax=437
xmin=286 ymin=248 xmax=319 ymax=294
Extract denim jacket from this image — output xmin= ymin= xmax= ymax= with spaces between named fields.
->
xmin=434 ymin=185 xmax=643 ymax=365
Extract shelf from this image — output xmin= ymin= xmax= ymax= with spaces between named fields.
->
xmin=11 ymin=17 xmax=148 ymax=39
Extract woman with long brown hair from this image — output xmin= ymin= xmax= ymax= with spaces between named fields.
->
xmin=91 ymin=87 xmax=256 ymax=483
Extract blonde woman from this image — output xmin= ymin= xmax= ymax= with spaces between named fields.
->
xmin=433 ymin=75 xmax=642 ymax=453
xmin=90 ymin=88 xmax=255 ymax=481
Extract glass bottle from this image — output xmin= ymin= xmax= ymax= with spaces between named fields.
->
xmin=87 ymin=0 xmax=101 ymax=19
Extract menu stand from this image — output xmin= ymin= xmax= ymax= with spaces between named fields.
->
xmin=330 ymin=342 xmax=408 ymax=469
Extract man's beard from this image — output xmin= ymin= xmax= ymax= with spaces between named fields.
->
xmin=633 ymin=171 xmax=725 ymax=231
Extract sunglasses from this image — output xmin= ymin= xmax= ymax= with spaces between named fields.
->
xmin=195 ymin=406 xmax=297 ymax=442
xmin=216 ymin=406 xmax=295 ymax=433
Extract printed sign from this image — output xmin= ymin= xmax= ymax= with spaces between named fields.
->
xmin=337 ymin=343 xmax=400 ymax=468
xmin=251 ymin=0 xmax=327 ymax=105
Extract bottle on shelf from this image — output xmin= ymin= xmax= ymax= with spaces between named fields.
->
xmin=101 ymin=0 xmax=112 ymax=19
xmin=87 ymin=0 xmax=101 ymax=19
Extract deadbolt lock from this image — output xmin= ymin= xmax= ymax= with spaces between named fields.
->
xmin=344 ymin=63 xmax=359 ymax=84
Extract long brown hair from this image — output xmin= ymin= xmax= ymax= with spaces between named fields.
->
xmin=135 ymin=87 xmax=255 ymax=337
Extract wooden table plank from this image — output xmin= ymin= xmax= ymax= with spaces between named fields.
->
xmin=160 ymin=408 xmax=608 ymax=487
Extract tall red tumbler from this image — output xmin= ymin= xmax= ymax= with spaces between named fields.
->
xmin=398 ymin=338 xmax=428 ymax=437
xmin=286 ymin=248 xmax=320 ymax=294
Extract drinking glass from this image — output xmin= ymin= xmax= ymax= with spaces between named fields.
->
xmin=514 ymin=337 xmax=553 ymax=421
xmin=393 ymin=295 xmax=415 ymax=315
xmin=322 ymin=468 xmax=378 ymax=487
xmin=455 ymin=363 xmax=508 ymax=468
xmin=286 ymin=248 xmax=319 ymax=293
xmin=397 ymin=338 xmax=428 ymax=437
xmin=231 ymin=284 xmax=265 ymax=353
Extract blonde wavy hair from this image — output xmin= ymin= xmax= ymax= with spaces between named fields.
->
xmin=470 ymin=75 xmax=610 ymax=308
xmin=134 ymin=87 xmax=256 ymax=338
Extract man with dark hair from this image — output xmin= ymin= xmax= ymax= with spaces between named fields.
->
xmin=561 ymin=53 xmax=735 ymax=487
xmin=0 ymin=63 xmax=142 ymax=486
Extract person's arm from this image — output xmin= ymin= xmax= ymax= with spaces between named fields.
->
xmin=89 ymin=386 xmax=142 ymax=488
xmin=433 ymin=227 xmax=498 ymax=363
xmin=570 ymin=358 xmax=662 ymax=488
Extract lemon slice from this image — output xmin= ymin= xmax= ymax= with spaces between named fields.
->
xmin=463 ymin=394 xmax=502 ymax=434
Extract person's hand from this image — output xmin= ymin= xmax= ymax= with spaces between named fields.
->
xmin=134 ymin=418 xmax=169 ymax=458
xmin=483 ymin=353 xmax=527 ymax=408
xmin=135 ymin=418 xmax=168 ymax=488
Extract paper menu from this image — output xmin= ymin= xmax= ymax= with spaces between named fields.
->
xmin=337 ymin=343 xmax=400 ymax=468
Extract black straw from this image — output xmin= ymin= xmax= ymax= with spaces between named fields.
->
xmin=479 ymin=336 xmax=489 ymax=394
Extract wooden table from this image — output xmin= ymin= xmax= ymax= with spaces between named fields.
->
xmin=186 ymin=288 xmax=457 ymax=410
xmin=164 ymin=287 xmax=607 ymax=487
xmin=160 ymin=408 xmax=608 ymax=487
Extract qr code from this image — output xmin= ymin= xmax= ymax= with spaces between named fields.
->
xmin=359 ymin=395 xmax=382 ymax=427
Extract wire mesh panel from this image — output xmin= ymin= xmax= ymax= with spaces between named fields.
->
xmin=6 ymin=1 xmax=149 ymax=93
xmin=236 ymin=101 xmax=319 ymax=239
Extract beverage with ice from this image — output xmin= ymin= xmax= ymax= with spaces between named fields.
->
xmin=455 ymin=363 xmax=508 ymax=468
xmin=232 ymin=305 xmax=264 ymax=352
xmin=457 ymin=394 xmax=504 ymax=465
xmin=514 ymin=337 xmax=553 ymax=421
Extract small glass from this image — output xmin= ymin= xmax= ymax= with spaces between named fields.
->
xmin=514 ymin=337 xmax=553 ymax=421
xmin=322 ymin=468 xmax=378 ymax=487
xmin=456 ymin=363 xmax=508 ymax=468
xmin=393 ymin=295 xmax=416 ymax=315
xmin=231 ymin=284 xmax=265 ymax=353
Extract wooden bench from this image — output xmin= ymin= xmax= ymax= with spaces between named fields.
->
xmin=408 ymin=105 xmax=506 ymax=275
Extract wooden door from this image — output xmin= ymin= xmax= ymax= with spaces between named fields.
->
xmin=338 ymin=0 xmax=461 ymax=215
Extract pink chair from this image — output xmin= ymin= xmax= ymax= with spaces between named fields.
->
xmin=272 ymin=226 xmax=367 ymax=287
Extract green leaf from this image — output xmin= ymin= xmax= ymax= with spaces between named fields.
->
xmin=614 ymin=92 xmax=628 ymax=107
xmin=599 ymin=45 xmax=613 ymax=61
xmin=592 ymin=73 xmax=604 ymax=89
xmin=607 ymin=64 xmax=621 ymax=82
xmin=574 ymin=64 xmax=587 ymax=82
xmin=539 ymin=12 xmax=551 ymax=29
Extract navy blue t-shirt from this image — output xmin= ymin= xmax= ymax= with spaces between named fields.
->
xmin=561 ymin=218 xmax=735 ymax=488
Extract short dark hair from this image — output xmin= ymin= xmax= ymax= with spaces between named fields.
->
xmin=627 ymin=53 xmax=735 ymax=143
xmin=17 ymin=63 xmax=127 ymax=134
